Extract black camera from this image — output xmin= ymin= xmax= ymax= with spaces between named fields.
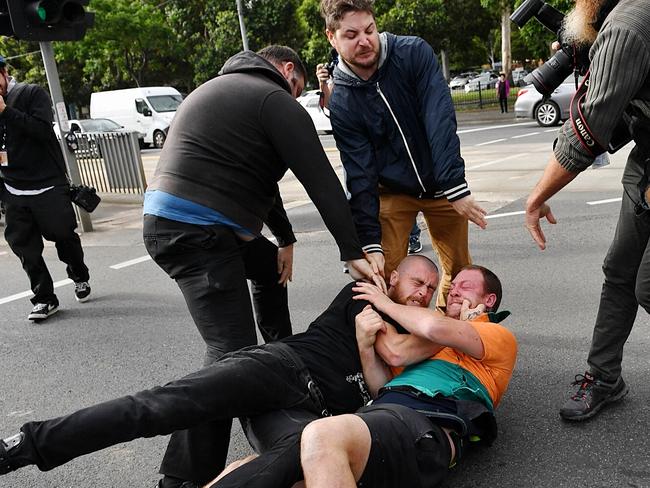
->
xmin=70 ymin=184 xmax=101 ymax=213
xmin=510 ymin=0 xmax=590 ymax=96
xmin=324 ymin=48 xmax=338 ymax=76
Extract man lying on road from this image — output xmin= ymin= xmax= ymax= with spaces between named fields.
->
xmin=0 ymin=255 xmax=440 ymax=488
xmin=299 ymin=265 xmax=517 ymax=488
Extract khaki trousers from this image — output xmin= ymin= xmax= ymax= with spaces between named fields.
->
xmin=379 ymin=194 xmax=471 ymax=307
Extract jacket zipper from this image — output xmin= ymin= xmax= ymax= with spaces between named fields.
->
xmin=376 ymin=82 xmax=427 ymax=196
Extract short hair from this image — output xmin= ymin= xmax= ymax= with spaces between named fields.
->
xmin=397 ymin=254 xmax=440 ymax=277
xmin=320 ymin=0 xmax=375 ymax=31
xmin=257 ymin=45 xmax=307 ymax=83
xmin=460 ymin=264 xmax=502 ymax=312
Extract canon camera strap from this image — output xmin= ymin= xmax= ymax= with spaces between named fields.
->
xmin=569 ymin=70 xmax=633 ymax=155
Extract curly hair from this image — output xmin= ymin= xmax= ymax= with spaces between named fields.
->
xmin=320 ymin=0 xmax=375 ymax=31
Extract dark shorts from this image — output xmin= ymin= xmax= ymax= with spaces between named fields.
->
xmin=355 ymin=403 xmax=451 ymax=488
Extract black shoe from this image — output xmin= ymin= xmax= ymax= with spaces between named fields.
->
xmin=28 ymin=302 xmax=58 ymax=321
xmin=408 ymin=236 xmax=423 ymax=254
xmin=156 ymin=477 xmax=199 ymax=488
xmin=559 ymin=372 xmax=629 ymax=421
xmin=74 ymin=281 xmax=91 ymax=302
xmin=1 ymin=432 xmax=25 ymax=475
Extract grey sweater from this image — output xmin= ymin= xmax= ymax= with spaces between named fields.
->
xmin=554 ymin=0 xmax=650 ymax=174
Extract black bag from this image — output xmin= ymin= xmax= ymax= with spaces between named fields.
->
xmin=69 ymin=184 xmax=101 ymax=213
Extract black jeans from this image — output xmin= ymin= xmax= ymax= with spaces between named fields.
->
xmin=3 ymin=185 xmax=89 ymax=305
xmin=16 ymin=343 xmax=319 ymax=486
xmin=588 ymin=188 xmax=650 ymax=381
xmin=499 ymin=97 xmax=508 ymax=113
xmin=142 ymin=215 xmax=292 ymax=480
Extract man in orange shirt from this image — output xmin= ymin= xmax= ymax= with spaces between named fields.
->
xmin=300 ymin=265 xmax=517 ymax=488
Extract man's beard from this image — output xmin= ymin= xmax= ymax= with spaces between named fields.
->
xmin=562 ymin=0 xmax=606 ymax=46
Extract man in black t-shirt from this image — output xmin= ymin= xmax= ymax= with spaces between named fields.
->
xmin=0 ymin=255 xmax=440 ymax=488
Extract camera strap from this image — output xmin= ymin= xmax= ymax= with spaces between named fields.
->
xmin=569 ymin=70 xmax=607 ymax=157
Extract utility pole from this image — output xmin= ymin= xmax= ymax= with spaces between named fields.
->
xmin=235 ymin=0 xmax=249 ymax=51
xmin=40 ymin=41 xmax=93 ymax=232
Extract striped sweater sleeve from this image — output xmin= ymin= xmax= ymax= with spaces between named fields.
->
xmin=555 ymin=15 xmax=650 ymax=172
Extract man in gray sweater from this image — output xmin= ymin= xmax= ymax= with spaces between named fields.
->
xmin=524 ymin=0 xmax=650 ymax=421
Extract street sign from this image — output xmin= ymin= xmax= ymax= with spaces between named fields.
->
xmin=1 ymin=0 xmax=94 ymax=41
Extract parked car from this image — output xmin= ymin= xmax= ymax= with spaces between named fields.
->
xmin=449 ymin=71 xmax=478 ymax=90
xmin=297 ymin=90 xmax=332 ymax=133
xmin=53 ymin=118 xmax=132 ymax=157
xmin=514 ymin=77 xmax=578 ymax=126
xmin=464 ymin=72 xmax=498 ymax=92
xmin=53 ymin=117 xmax=126 ymax=137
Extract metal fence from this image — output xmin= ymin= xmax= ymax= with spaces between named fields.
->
xmin=451 ymin=83 xmax=520 ymax=110
xmin=72 ymin=131 xmax=147 ymax=199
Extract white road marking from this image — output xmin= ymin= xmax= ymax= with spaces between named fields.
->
xmin=0 ymin=251 xmax=7 ymax=256
xmin=475 ymin=138 xmax=507 ymax=146
xmin=467 ymin=153 xmax=527 ymax=170
xmin=511 ymin=132 xmax=541 ymax=139
xmin=545 ymin=128 xmax=559 ymax=133
xmin=586 ymin=197 xmax=622 ymax=206
xmin=0 ymin=279 xmax=72 ymax=305
xmin=486 ymin=210 xmax=525 ymax=220
xmin=457 ymin=121 xmax=537 ymax=134
xmin=110 ymin=255 xmax=152 ymax=270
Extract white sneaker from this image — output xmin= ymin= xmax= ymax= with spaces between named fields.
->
xmin=28 ymin=303 xmax=58 ymax=321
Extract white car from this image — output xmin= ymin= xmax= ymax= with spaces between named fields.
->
xmin=464 ymin=72 xmax=498 ymax=92
xmin=297 ymin=90 xmax=332 ymax=133
xmin=514 ymin=77 xmax=578 ymax=126
xmin=449 ymin=71 xmax=478 ymax=90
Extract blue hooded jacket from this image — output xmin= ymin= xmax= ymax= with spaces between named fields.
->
xmin=330 ymin=33 xmax=469 ymax=251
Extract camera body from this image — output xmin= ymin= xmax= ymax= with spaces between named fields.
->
xmin=324 ymin=48 xmax=338 ymax=76
xmin=510 ymin=0 xmax=590 ymax=96
xmin=70 ymin=184 xmax=101 ymax=213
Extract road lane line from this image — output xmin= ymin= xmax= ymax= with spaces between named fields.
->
xmin=0 ymin=279 xmax=72 ymax=305
xmin=486 ymin=210 xmax=525 ymax=220
xmin=110 ymin=255 xmax=152 ymax=270
xmin=467 ymin=153 xmax=527 ymax=170
xmin=457 ymin=121 xmax=537 ymax=134
xmin=511 ymin=132 xmax=540 ymax=139
xmin=544 ymin=128 xmax=559 ymax=132
xmin=475 ymin=138 xmax=507 ymax=146
xmin=587 ymin=197 xmax=622 ymax=206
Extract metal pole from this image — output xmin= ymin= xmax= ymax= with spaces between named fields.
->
xmin=39 ymin=41 xmax=93 ymax=232
xmin=235 ymin=0 xmax=249 ymax=51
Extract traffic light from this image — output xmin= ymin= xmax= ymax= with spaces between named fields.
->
xmin=1 ymin=0 xmax=94 ymax=41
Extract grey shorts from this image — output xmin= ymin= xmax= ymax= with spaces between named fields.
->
xmin=355 ymin=403 xmax=452 ymax=488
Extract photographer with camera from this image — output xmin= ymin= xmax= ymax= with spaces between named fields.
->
xmin=521 ymin=0 xmax=650 ymax=421
xmin=0 ymin=55 xmax=91 ymax=321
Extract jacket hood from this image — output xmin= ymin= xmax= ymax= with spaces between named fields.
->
xmin=334 ymin=32 xmax=392 ymax=87
xmin=219 ymin=50 xmax=291 ymax=94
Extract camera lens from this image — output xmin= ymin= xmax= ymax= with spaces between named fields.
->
xmin=528 ymin=49 xmax=574 ymax=96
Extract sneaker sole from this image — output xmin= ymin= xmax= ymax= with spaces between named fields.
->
xmin=28 ymin=307 xmax=59 ymax=321
xmin=559 ymin=384 xmax=630 ymax=421
xmin=75 ymin=295 xmax=91 ymax=303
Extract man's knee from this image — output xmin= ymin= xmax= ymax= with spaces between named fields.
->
xmin=301 ymin=418 xmax=339 ymax=465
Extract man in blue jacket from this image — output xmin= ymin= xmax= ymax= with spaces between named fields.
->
xmin=320 ymin=0 xmax=487 ymax=307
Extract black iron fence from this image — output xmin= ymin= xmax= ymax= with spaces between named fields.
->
xmin=450 ymin=83 xmax=520 ymax=110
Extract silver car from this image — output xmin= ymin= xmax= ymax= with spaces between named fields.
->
xmin=514 ymin=77 xmax=578 ymax=127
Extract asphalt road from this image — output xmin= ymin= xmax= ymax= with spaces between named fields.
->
xmin=1 ymin=117 xmax=649 ymax=487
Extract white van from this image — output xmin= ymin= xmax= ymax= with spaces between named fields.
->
xmin=90 ymin=86 xmax=183 ymax=148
